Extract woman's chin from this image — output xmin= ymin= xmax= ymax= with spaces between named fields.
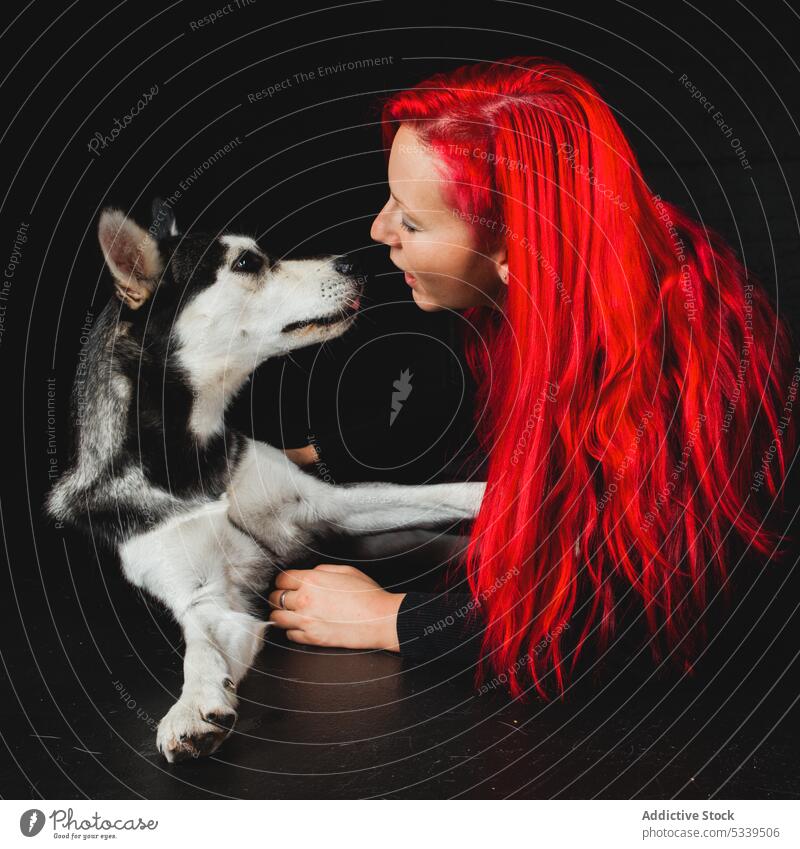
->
xmin=410 ymin=287 xmax=445 ymax=312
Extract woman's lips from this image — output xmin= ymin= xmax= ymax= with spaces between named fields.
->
xmin=404 ymin=272 xmax=416 ymax=287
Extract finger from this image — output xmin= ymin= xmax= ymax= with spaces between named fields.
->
xmin=274 ymin=569 xmax=305 ymax=590
xmin=268 ymin=589 xmax=297 ymax=610
xmin=313 ymin=563 xmax=359 ymax=574
xmin=269 ymin=609 xmax=305 ymax=629
xmin=286 ymin=629 xmax=311 ymax=644
xmin=283 ymin=447 xmax=311 ymax=467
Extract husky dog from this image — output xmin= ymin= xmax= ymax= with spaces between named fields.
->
xmin=46 ymin=205 xmax=485 ymax=762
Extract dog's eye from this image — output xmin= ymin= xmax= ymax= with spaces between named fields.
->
xmin=232 ymin=250 xmax=264 ymax=274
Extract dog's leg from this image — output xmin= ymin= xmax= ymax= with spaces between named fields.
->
xmin=228 ymin=441 xmax=486 ymax=549
xmin=322 ymin=481 xmax=486 ymax=535
xmin=119 ymin=501 xmax=271 ymax=762
xmin=153 ymin=602 xmax=265 ymax=763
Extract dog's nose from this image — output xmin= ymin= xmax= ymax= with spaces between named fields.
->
xmin=333 ymin=255 xmax=356 ymax=275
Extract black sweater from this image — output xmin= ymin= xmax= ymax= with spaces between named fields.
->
xmin=395 ymin=590 xmax=486 ymax=664
xmin=249 ymin=307 xmax=490 ymax=664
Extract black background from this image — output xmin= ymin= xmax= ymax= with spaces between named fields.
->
xmin=1 ymin=0 xmax=799 ymax=799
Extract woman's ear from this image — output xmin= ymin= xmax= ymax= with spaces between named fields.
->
xmin=493 ymin=245 xmax=509 ymax=285
xmin=498 ymin=258 xmax=509 ymax=285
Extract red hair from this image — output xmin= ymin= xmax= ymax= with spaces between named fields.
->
xmin=381 ymin=57 xmax=797 ymax=699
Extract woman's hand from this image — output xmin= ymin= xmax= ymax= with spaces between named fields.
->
xmin=268 ymin=565 xmax=405 ymax=652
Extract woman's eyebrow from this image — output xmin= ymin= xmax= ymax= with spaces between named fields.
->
xmin=390 ymin=190 xmax=408 ymax=208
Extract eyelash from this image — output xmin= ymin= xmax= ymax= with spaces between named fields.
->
xmin=400 ymin=217 xmax=420 ymax=233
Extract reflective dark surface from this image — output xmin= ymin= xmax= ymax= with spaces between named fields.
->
xmin=3 ymin=530 xmax=798 ymax=800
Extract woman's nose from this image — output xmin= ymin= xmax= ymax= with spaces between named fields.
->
xmin=370 ymin=204 xmax=400 ymax=247
xmin=370 ymin=209 xmax=387 ymax=244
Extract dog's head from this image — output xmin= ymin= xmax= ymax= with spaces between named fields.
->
xmin=97 ymin=204 xmax=364 ymax=376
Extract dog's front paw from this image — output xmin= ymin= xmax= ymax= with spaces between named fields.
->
xmin=156 ymin=695 xmax=237 ymax=763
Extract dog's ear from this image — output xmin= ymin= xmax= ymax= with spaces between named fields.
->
xmin=98 ymin=209 xmax=163 ymax=310
xmin=150 ymin=197 xmax=179 ymax=239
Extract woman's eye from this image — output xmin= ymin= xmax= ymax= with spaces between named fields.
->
xmin=400 ymin=217 xmax=420 ymax=233
xmin=232 ymin=250 xmax=264 ymax=274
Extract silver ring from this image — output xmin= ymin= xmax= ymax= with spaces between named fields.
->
xmin=279 ymin=590 xmax=289 ymax=610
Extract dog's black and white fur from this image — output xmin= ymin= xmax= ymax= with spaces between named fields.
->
xmin=46 ymin=205 xmax=485 ymax=762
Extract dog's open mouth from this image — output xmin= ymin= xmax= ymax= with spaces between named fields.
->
xmin=281 ymin=299 xmax=360 ymax=334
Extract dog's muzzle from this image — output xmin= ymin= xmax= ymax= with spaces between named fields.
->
xmin=280 ymin=256 xmax=366 ymax=334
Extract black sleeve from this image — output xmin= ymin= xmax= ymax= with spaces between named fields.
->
xmin=395 ymin=591 xmax=485 ymax=664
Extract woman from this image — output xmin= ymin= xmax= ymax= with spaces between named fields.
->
xmin=269 ymin=57 xmax=796 ymax=699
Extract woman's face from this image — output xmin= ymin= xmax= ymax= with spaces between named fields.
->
xmin=370 ymin=124 xmax=506 ymax=312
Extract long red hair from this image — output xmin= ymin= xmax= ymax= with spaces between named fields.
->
xmin=381 ymin=57 xmax=797 ymax=699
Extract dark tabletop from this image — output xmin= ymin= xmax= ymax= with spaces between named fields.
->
xmin=2 ymin=529 xmax=799 ymax=800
